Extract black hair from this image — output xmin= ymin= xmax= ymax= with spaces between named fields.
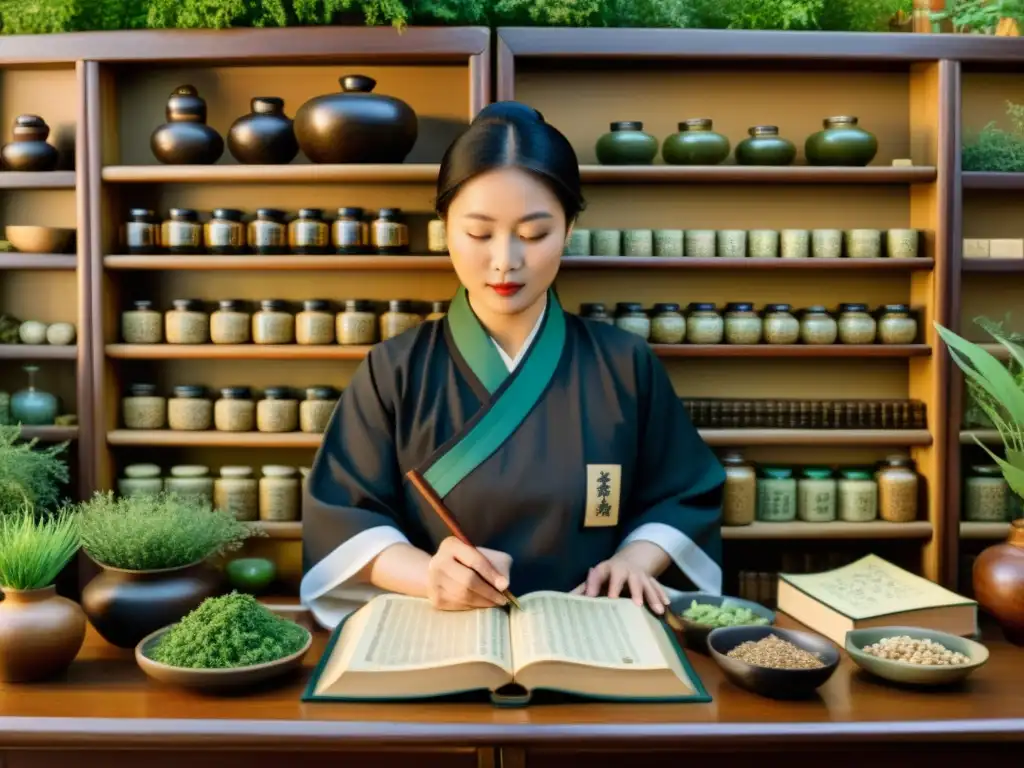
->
xmin=435 ymin=101 xmax=585 ymax=224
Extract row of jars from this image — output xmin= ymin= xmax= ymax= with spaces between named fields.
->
xmin=963 ymin=465 xmax=1024 ymax=522
xmin=586 ymin=302 xmax=918 ymax=346
xmin=565 ymin=227 xmax=920 ymax=260
xmin=118 ymin=463 xmax=305 ymax=523
xmin=721 ymin=451 xmax=920 ymax=526
xmin=122 ymin=385 xmax=339 ymax=433
xmin=122 ymin=298 xmax=448 ymax=346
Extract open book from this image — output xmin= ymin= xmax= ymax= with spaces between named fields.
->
xmin=302 ymin=591 xmax=709 ymax=705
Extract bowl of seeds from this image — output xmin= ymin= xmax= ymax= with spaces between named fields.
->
xmin=670 ymin=593 xmax=775 ymax=653
xmin=707 ymin=626 xmax=840 ymax=699
xmin=845 ymin=627 xmax=989 ymax=686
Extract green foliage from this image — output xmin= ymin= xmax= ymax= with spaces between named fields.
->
xmin=965 ymin=314 xmax=1024 ymax=429
xmin=0 ymin=0 xmax=149 ymax=34
xmin=76 ymin=491 xmax=255 ymax=571
xmin=962 ymin=101 xmax=1024 ymax=173
xmin=820 ymin=0 xmax=913 ymax=32
xmin=689 ymin=0 xmax=824 ymax=30
xmin=0 ymin=425 xmax=70 ymax=518
xmin=931 ymin=0 xmax=1024 ymax=34
xmin=0 ymin=506 xmax=80 ymax=590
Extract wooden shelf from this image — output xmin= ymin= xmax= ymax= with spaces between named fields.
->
xmin=960 ymin=430 xmax=1001 ymax=445
xmin=0 ymin=255 xmax=77 ymax=270
xmin=19 ymin=425 xmax=78 ymax=442
xmin=0 ymin=171 xmax=75 ymax=189
xmin=723 ymin=521 xmax=933 ymax=540
xmin=960 ymin=522 xmax=1012 ymax=540
xmin=577 ymin=165 xmax=937 ymax=184
xmin=962 ymin=259 xmax=1024 ymax=273
xmin=101 ymin=164 xmax=440 ymax=184
xmin=0 ymin=344 xmax=77 ymax=360
xmin=247 ymin=521 xmax=302 ymax=540
xmin=656 ymin=345 xmax=930 ymax=358
xmin=963 ymin=172 xmax=1024 ymax=190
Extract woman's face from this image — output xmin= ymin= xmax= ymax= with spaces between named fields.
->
xmin=445 ymin=166 xmax=569 ymax=318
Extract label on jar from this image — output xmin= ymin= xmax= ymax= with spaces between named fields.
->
xmin=162 ymin=220 xmax=200 ymax=248
xmin=372 ymin=222 xmax=409 ymax=248
xmin=757 ymin=480 xmax=796 ymax=521
xmin=333 ymin=220 xmax=366 ymax=248
xmin=126 ymin=222 xmax=158 ymax=249
xmin=290 ymin=220 xmax=329 ymax=248
xmin=248 ymin=220 xmax=286 ymax=248
xmin=206 ymin=221 xmax=245 ymax=248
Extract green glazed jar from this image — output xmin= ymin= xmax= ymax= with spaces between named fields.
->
xmin=805 ymin=116 xmax=878 ymax=167
xmin=735 ymin=125 xmax=796 ymax=166
xmin=595 ymin=121 xmax=658 ymax=165
xmin=662 ymin=118 xmax=730 ymax=165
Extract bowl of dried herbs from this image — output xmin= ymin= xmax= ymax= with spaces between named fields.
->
xmin=670 ymin=592 xmax=775 ymax=653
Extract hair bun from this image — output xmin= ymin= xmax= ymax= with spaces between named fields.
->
xmin=473 ymin=101 xmax=545 ymax=126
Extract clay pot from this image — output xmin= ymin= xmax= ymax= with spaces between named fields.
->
xmin=81 ymin=557 xmax=222 ymax=648
xmin=227 ymin=97 xmax=299 ymax=165
xmin=804 ymin=116 xmax=878 ymax=167
xmin=1 ymin=115 xmax=60 ymax=171
xmin=735 ymin=125 xmax=797 ymax=166
xmin=973 ymin=518 xmax=1024 ymax=645
xmin=0 ymin=585 xmax=86 ymax=682
xmin=661 ymin=119 xmax=730 ymax=166
xmin=294 ymin=75 xmax=418 ymax=164
xmin=596 ymin=121 xmax=659 ymax=165
xmin=150 ymin=85 xmax=224 ymax=165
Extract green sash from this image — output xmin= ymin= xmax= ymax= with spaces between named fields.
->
xmin=423 ymin=285 xmax=566 ymax=499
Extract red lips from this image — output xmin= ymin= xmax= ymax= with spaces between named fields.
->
xmin=488 ymin=283 xmax=524 ymax=297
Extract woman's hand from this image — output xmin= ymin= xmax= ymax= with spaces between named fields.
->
xmin=427 ymin=536 xmax=513 ymax=611
xmin=571 ymin=543 xmax=672 ymax=614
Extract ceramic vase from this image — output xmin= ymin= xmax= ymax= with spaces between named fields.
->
xmin=973 ymin=518 xmax=1024 ymax=645
xmin=735 ymin=125 xmax=796 ymax=166
xmin=662 ymin=119 xmax=730 ymax=165
xmin=1 ymin=115 xmax=60 ymax=171
xmin=595 ymin=121 xmax=658 ymax=165
xmin=0 ymin=585 xmax=86 ymax=682
xmin=150 ymin=85 xmax=225 ymax=165
xmin=227 ymin=97 xmax=299 ymax=165
xmin=10 ymin=365 xmax=59 ymax=425
xmin=805 ymin=116 xmax=878 ymax=167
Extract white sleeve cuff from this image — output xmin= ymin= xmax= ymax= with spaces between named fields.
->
xmin=619 ymin=521 xmax=723 ymax=596
xmin=300 ymin=525 xmax=410 ymax=630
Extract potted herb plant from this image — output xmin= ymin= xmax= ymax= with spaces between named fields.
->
xmin=0 ymin=424 xmax=70 ymax=518
xmin=77 ymin=491 xmax=254 ymax=648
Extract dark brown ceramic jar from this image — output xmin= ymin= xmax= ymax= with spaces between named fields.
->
xmin=150 ymin=85 xmax=224 ymax=165
xmin=973 ymin=519 xmax=1024 ymax=645
xmin=0 ymin=586 xmax=86 ymax=682
xmin=227 ymin=96 xmax=299 ymax=165
xmin=1 ymin=115 xmax=59 ymax=171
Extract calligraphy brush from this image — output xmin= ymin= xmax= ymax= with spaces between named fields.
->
xmin=406 ymin=469 xmax=522 ymax=611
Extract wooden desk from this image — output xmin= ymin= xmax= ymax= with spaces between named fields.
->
xmin=0 ymin=617 xmax=1021 ymax=768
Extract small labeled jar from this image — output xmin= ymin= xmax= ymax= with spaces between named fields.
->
xmin=799 ymin=306 xmax=838 ymax=345
xmin=333 ymin=207 xmax=368 ymax=254
xmin=580 ymin=303 xmax=614 ymax=325
xmin=248 ymin=208 xmax=287 ymax=255
xmin=165 ymin=299 xmax=209 ymax=344
xmin=837 ymin=303 xmax=877 ymax=344
xmin=289 ymin=208 xmax=330 ymax=254
xmin=798 ymin=467 xmax=837 ymax=522
xmin=724 ymin=302 xmax=762 ymax=345
xmin=877 ymin=304 xmax=917 ymax=345
xmin=757 ymin=467 xmax=797 ymax=522
xmin=118 ymin=463 xmax=163 ymax=497
xmin=380 ymin=299 xmax=422 ymax=341
xmin=685 ymin=303 xmax=724 ymax=344
xmin=252 ymin=299 xmax=294 ymax=345
xmin=372 ymin=208 xmax=409 ymax=255
xmin=877 ymin=454 xmax=919 ymax=523
xmin=428 ymin=219 xmax=448 ymax=254
xmin=121 ymin=300 xmax=163 ymax=344
xmin=650 ymin=303 xmax=686 ymax=344
xmin=125 ymin=208 xmax=161 ymax=255
xmin=257 ymin=387 xmax=299 ymax=433
xmin=204 ymin=208 xmax=246 ymax=255
xmin=762 ymin=304 xmax=799 ymax=345
xmin=166 ymin=465 xmax=213 ymax=502
xmin=838 ymin=469 xmax=878 ymax=522
xmin=260 ymin=465 xmax=300 ymax=522
xmin=721 ymin=450 xmax=756 ymax=526
xmin=210 ymin=299 xmax=251 ymax=344
xmin=300 ymin=386 xmax=339 ymax=433
xmin=167 ymin=385 xmax=213 ymax=431
xmin=122 ymin=383 xmax=166 ymax=429
xmin=614 ymin=303 xmax=650 ymax=340
xmin=964 ymin=465 xmax=1008 ymax=522
xmin=296 ymin=299 xmax=335 ymax=345
xmin=214 ymin=466 xmax=258 ymax=521
xmin=425 ymin=300 xmax=449 ymax=322
xmin=161 ymin=208 xmax=202 ymax=254
xmin=214 ymin=386 xmax=255 ymax=432
xmin=337 ymin=299 xmax=377 ymax=345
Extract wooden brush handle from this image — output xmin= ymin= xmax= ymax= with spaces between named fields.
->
xmin=405 ymin=470 xmax=471 ymax=547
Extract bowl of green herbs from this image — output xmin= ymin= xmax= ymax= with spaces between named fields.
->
xmin=670 ymin=592 xmax=775 ymax=653
xmin=135 ymin=592 xmax=312 ymax=691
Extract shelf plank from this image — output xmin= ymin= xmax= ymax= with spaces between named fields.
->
xmin=18 ymin=425 xmax=78 ymax=442
xmin=247 ymin=521 xmax=302 ymax=540
xmin=0 ymin=171 xmax=75 ymax=190
xmin=962 ymin=259 xmax=1024 ymax=273
xmin=960 ymin=430 xmax=1001 ymax=445
xmin=0 ymin=254 xmax=77 ymax=270
xmin=101 ymin=164 xmax=440 ymax=184
xmin=578 ymin=165 xmax=937 ymax=184
xmin=0 ymin=344 xmax=77 ymax=360
xmin=963 ymin=172 xmax=1024 ymax=190
xmin=960 ymin=522 xmax=1012 ymax=540
xmin=723 ymin=520 xmax=933 ymax=540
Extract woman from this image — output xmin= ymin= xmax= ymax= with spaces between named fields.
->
xmin=301 ymin=102 xmax=725 ymax=630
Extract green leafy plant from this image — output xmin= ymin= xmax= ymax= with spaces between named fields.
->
xmin=76 ymin=491 xmax=256 ymax=571
xmin=963 ymin=315 xmax=1024 ymax=428
xmin=962 ymin=101 xmax=1024 ymax=173
xmin=0 ymin=425 xmax=70 ymax=518
xmin=0 ymin=506 xmax=80 ymax=590
xmin=931 ymin=0 xmax=1023 ymax=34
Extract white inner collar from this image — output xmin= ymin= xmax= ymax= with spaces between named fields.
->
xmin=490 ymin=303 xmax=547 ymax=372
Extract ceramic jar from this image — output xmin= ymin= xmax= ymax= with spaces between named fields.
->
xmin=798 ymin=468 xmax=837 ymax=522
xmin=333 ymin=207 xmax=369 ymax=254
xmin=122 ymin=383 xmax=165 ymax=429
xmin=10 ymin=365 xmax=59 ymax=425
xmin=614 ymin=303 xmax=650 ymax=340
xmin=118 ymin=463 xmax=163 ymax=497
xmin=165 ymin=299 xmax=209 ymax=344
xmin=227 ymin=96 xmax=299 ymax=165
xmin=623 ymin=229 xmax=654 ymax=257
xmin=592 ymin=229 xmax=622 ymax=257
xmin=781 ymin=229 xmax=810 ymax=259
xmin=717 ymin=230 xmax=747 ymax=259
xmin=300 ymin=386 xmax=339 ymax=433
xmin=167 ymin=465 xmax=214 ymax=500
xmin=596 ymin=121 xmax=658 ymax=165
xmin=799 ymin=306 xmax=838 ymax=345
xmin=721 ymin=450 xmax=756 ymax=526
xmin=248 ymin=209 xmax=288 ymax=255
xmin=252 ymin=300 xmax=294 ymax=345
xmin=724 ymin=303 xmax=762 ymax=345
xmin=845 ymin=228 xmax=882 ymax=259
xmin=337 ymin=299 xmax=377 ymax=345
xmin=371 ymin=208 xmax=409 ymax=255
xmin=257 ymin=387 xmax=299 ymax=433
xmin=259 ymin=466 xmax=301 ymax=522
xmin=811 ymin=229 xmax=843 ymax=258
xmin=289 ymin=208 xmax=330 ymax=254
xmin=686 ymin=303 xmax=724 ymax=344
xmin=748 ymin=230 xmax=779 ymax=259
xmin=294 ymin=74 xmax=418 ymax=164
xmin=150 ymin=85 xmax=224 ymax=165
xmin=838 ymin=469 xmax=878 ymax=522
xmin=877 ymin=454 xmax=919 ymax=523
xmin=296 ymin=300 xmax=335 ymax=345
xmin=215 ymin=466 xmax=258 ymax=522
xmin=0 ymin=586 xmax=86 ymax=682
xmin=837 ymin=303 xmax=877 ymax=344
xmin=580 ymin=303 xmax=614 ymax=325
xmin=877 ymin=305 xmax=918 ymax=345
xmin=650 ymin=303 xmax=686 ymax=344
xmin=654 ymin=229 xmax=684 ymax=258
xmin=972 ymin=519 xmax=1024 ymax=645
xmin=167 ymin=385 xmax=212 ymax=431
xmin=380 ymin=300 xmax=422 ymax=341
xmin=1 ymin=115 xmax=60 ymax=172
xmin=204 ymin=209 xmax=246 ymax=255
xmin=122 ymin=300 xmax=163 ymax=344
xmin=124 ymin=209 xmax=161 ymax=255
xmin=662 ymin=119 xmax=730 ymax=165
xmin=210 ymin=300 xmax=251 ymax=344
xmin=964 ymin=465 xmax=1009 ymax=522
xmin=762 ymin=304 xmax=799 ymax=345
xmin=886 ymin=228 xmax=920 ymax=259
xmin=162 ymin=209 xmax=203 ymax=254
xmin=685 ymin=230 xmax=716 ymax=259
xmin=805 ymin=116 xmax=878 ymax=167
xmin=757 ymin=467 xmax=797 ymax=522
xmin=214 ymin=387 xmax=255 ymax=432
xmin=734 ymin=125 xmax=796 ymax=166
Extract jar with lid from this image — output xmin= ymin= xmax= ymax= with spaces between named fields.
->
xmin=837 ymin=303 xmax=877 ymax=344
xmin=165 ymin=465 xmax=213 ymax=502
xmin=757 ymin=467 xmax=797 ymax=522
xmin=252 ymin=299 xmax=294 ymax=345
xmin=118 ymin=463 xmax=163 ymax=497
xmin=333 ymin=207 xmax=368 ymax=254
xmin=877 ymin=304 xmax=918 ymax=345
xmin=161 ymin=208 xmax=203 ymax=254
xmin=685 ymin=303 xmax=724 ymax=344
xmin=425 ymin=300 xmax=450 ymax=322
xmin=337 ymin=299 xmax=377 ymax=345
xmin=121 ymin=300 xmax=163 ymax=344
xmin=165 ymin=299 xmax=209 ymax=344
xmin=214 ymin=386 xmax=255 ymax=432
xmin=296 ymin=299 xmax=335 ymax=345
xmin=799 ymin=306 xmax=838 ymax=345
xmin=877 ymin=454 xmax=919 ymax=522
xmin=257 ymin=387 xmax=299 ymax=433
xmin=214 ymin=466 xmax=258 ymax=521
xmin=204 ymin=208 xmax=246 ymax=255
xmin=381 ymin=300 xmax=422 ymax=341
xmin=721 ymin=450 xmax=756 ymax=525
xmin=580 ymin=303 xmax=614 ymax=325
xmin=124 ymin=209 xmax=161 ymax=255
xmin=615 ymin=303 xmax=650 ymax=340
xmin=247 ymin=208 xmax=287 ymax=255
xmin=122 ymin=383 xmax=166 ymax=429
xmin=650 ymin=303 xmax=686 ymax=344
xmin=289 ymin=208 xmax=330 ymax=254
xmin=260 ymin=465 xmax=300 ymax=522
xmin=762 ymin=304 xmax=799 ymax=345
xmin=724 ymin=302 xmax=763 ymax=345
xmin=798 ymin=468 xmax=837 ymax=522
xmin=838 ymin=469 xmax=878 ymax=522
xmin=371 ymin=208 xmax=409 ymax=255
xmin=964 ymin=465 xmax=1009 ymax=522
xmin=167 ymin=385 xmax=213 ymax=431
xmin=210 ymin=299 xmax=250 ymax=344
xmin=300 ymin=386 xmax=339 ymax=433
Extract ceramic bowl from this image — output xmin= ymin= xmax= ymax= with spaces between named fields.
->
xmin=708 ymin=625 xmax=840 ymax=699
xmin=670 ymin=592 xmax=775 ymax=653
xmin=135 ymin=623 xmax=312 ymax=692
xmin=5 ymin=225 xmax=76 ymax=254
xmin=845 ymin=626 xmax=989 ymax=686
